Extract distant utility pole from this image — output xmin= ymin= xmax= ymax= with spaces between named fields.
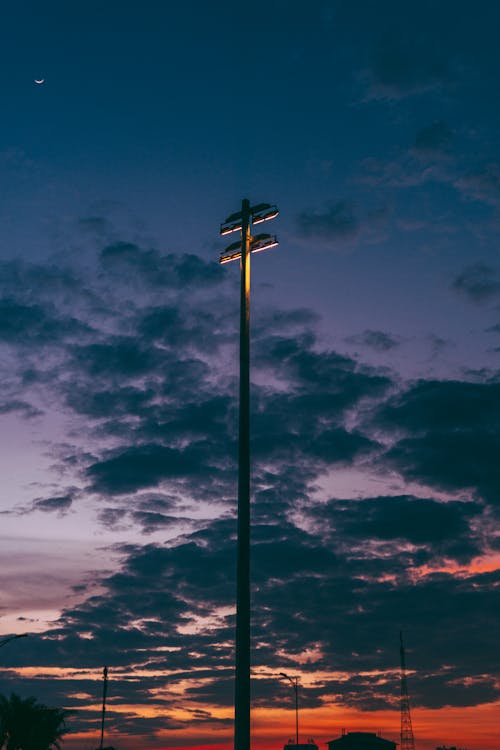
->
xmin=280 ymin=672 xmax=300 ymax=745
xmin=219 ymin=200 xmax=279 ymax=750
xmin=400 ymin=632 xmax=416 ymax=750
xmin=99 ymin=666 xmax=109 ymax=750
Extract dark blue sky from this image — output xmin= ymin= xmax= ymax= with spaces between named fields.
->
xmin=2 ymin=1 xmax=500 ymax=379
xmin=1 ymin=3 xmax=500 ymax=749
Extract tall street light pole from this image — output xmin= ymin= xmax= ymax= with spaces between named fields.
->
xmin=220 ymin=200 xmax=279 ymax=750
xmin=280 ymin=672 xmax=299 ymax=745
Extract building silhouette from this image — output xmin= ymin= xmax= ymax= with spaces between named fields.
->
xmin=327 ymin=731 xmax=396 ymax=750
xmin=283 ymin=742 xmax=318 ymax=750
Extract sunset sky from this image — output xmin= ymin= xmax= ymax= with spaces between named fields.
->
xmin=1 ymin=2 xmax=500 ymax=750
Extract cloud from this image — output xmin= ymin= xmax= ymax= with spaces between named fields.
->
xmin=295 ymin=201 xmax=389 ymax=249
xmin=375 ymin=379 xmax=500 ymax=434
xmin=254 ymin=332 xmax=390 ymax=400
xmin=0 ymin=259 xmax=92 ymax=310
xmin=361 ymin=37 xmax=451 ymax=101
xmin=2 ymin=504 xmax=498 ymax=739
xmin=71 ymin=338 xmax=163 ymax=379
xmin=346 ymin=330 xmax=400 ymax=352
xmin=32 ymin=495 xmax=74 ymax=514
xmin=452 ymin=263 xmax=500 ymax=304
xmin=453 ymin=164 xmax=500 ymax=208
xmin=137 ymin=303 xmax=226 ymax=353
xmin=308 ymin=495 xmax=482 ymax=565
xmin=352 ymin=120 xmax=500 ymax=248
xmin=0 ymin=399 xmax=42 ymax=418
xmin=356 ymin=119 xmax=456 ymax=193
xmin=254 ymin=307 xmax=320 ymax=335
xmin=99 ymin=242 xmax=223 ymax=288
xmin=87 ymin=442 xmax=221 ymax=495
xmin=413 ymin=121 xmax=453 ymax=158
xmin=78 ymin=216 xmax=110 ymax=235
xmin=358 ymin=155 xmax=446 ymax=190
xmin=0 ymin=298 xmax=89 ymax=345
xmin=372 ymin=378 xmax=500 ymax=505
xmin=129 ymin=510 xmax=190 ymax=534
xmin=1 ymin=233 xmax=500 ymax=741
xmin=386 ymin=431 xmax=500 ymax=505
xmin=297 ymin=201 xmax=359 ymax=242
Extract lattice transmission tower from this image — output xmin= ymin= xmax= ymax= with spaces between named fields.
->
xmin=400 ymin=631 xmax=416 ymax=750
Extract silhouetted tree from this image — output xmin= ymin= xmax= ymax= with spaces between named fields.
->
xmin=0 ymin=693 xmax=67 ymax=750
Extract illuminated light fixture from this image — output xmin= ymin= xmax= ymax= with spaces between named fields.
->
xmin=221 ymin=219 xmax=243 ymax=236
xmin=250 ymin=232 xmax=278 ymax=253
xmin=219 ymin=233 xmax=278 ymax=264
xmin=220 ymin=252 xmax=242 ymax=265
xmin=220 ymin=203 xmax=279 ymax=235
xmin=251 ymin=204 xmax=279 ymax=225
xmin=220 ymin=239 xmax=243 ymax=264
xmin=220 ymin=210 xmax=244 ymax=236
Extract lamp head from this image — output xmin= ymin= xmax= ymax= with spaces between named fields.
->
xmin=251 ymin=204 xmax=279 ymax=225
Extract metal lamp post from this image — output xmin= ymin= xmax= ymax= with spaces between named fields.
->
xmin=280 ymin=672 xmax=299 ymax=745
xmin=219 ymin=199 xmax=279 ymax=750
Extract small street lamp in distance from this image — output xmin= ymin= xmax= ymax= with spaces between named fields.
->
xmin=280 ymin=672 xmax=300 ymax=746
xmin=219 ymin=198 xmax=279 ymax=750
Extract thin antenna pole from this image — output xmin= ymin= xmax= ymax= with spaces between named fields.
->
xmin=99 ymin=666 xmax=108 ymax=750
xmin=294 ymin=677 xmax=299 ymax=746
xmin=400 ymin=632 xmax=416 ymax=750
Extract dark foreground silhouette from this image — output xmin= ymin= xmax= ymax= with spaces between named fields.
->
xmin=0 ymin=693 xmax=67 ymax=750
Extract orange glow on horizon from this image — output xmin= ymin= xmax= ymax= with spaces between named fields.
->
xmin=14 ymin=659 xmax=500 ymax=750
xmin=162 ymin=701 xmax=498 ymax=750
xmin=59 ymin=700 xmax=500 ymax=750
xmin=147 ymin=707 xmax=498 ymax=750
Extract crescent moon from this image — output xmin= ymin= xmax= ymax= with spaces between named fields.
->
xmin=34 ymin=78 xmax=45 ymax=84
